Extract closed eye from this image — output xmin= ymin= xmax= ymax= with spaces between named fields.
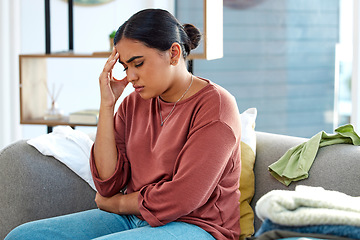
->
xmin=123 ymin=62 xmax=143 ymax=71
xmin=135 ymin=61 xmax=144 ymax=68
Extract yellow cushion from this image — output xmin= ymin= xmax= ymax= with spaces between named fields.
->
xmin=238 ymin=108 xmax=257 ymax=240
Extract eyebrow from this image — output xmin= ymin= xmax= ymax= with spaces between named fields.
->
xmin=119 ymin=56 xmax=143 ymax=64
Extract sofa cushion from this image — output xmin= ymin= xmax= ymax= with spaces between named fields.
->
xmin=239 ymin=108 xmax=257 ymax=240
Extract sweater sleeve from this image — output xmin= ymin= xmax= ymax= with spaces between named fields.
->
xmin=90 ymin=110 xmax=131 ymax=197
xmin=138 ymin=121 xmax=239 ymax=226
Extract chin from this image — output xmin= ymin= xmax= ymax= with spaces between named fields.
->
xmin=138 ymin=92 xmax=154 ymax=100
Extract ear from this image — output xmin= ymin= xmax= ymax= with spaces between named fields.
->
xmin=169 ymin=42 xmax=182 ymax=65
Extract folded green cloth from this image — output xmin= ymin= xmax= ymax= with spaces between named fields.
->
xmin=269 ymin=124 xmax=360 ymax=186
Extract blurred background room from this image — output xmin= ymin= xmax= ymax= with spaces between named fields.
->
xmin=1 ymin=0 xmax=358 ymax=149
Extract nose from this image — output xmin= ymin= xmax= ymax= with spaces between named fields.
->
xmin=126 ymin=69 xmax=138 ymax=83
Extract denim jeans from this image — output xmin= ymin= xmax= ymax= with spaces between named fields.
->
xmin=5 ymin=209 xmax=215 ymax=240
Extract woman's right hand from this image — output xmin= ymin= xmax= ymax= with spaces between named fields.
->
xmin=99 ymin=47 xmax=129 ymax=108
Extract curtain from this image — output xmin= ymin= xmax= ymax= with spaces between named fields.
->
xmin=0 ymin=0 xmax=21 ymax=149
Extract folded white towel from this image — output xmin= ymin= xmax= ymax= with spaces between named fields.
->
xmin=27 ymin=126 xmax=96 ymax=191
xmin=255 ymin=185 xmax=360 ymax=226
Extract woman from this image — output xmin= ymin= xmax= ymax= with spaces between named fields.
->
xmin=5 ymin=9 xmax=241 ymax=240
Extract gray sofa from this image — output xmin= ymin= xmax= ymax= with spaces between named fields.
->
xmin=1 ymin=131 xmax=360 ymax=239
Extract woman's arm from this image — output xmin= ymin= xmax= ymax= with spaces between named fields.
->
xmin=93 ymin=48 xmax=128 ymax=180
xmin=93 ymin=104 xmax=118 ymax=180
xmin=95 ymin=191 xmax=140 ymax=215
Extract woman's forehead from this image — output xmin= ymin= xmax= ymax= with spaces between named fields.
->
xmin=116 ymin=39 xmax=167 ymax=62
xmin=116 ymin=39 xmax=147 ymax=60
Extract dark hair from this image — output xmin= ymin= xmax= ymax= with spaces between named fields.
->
xmin=114 ymin=9 xmax=201 ymax=59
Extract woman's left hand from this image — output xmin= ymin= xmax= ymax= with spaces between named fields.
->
xmin=95 ymin=191 xmax=141 ymax=215
xmin=95 ymin=192 xmax=123 ymax=214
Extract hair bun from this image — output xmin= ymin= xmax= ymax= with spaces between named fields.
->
xmin=183 ymin=24 xmax=201 ymax=51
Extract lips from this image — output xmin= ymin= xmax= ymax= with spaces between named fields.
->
xmin=133 ymin=85 xmax=144 ymax=93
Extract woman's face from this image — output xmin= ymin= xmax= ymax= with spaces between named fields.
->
xmin=115 ymin=38 xmax=172 ymax=100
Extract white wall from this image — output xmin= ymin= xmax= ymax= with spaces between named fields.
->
xmin=19 ymin=0 xmax=175 ymax=140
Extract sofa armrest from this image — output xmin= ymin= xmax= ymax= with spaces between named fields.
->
xmin=0 ymin=140 xmax=96 ymax=239
xmin=252 ymin=131 xmax=360 ymax=231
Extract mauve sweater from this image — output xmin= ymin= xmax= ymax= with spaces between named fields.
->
xmin=90 ymin=80 xmax=241 ymax=240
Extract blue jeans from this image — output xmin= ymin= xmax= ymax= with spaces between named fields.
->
xmin=5 ymin=209 xmax=215 ymax=240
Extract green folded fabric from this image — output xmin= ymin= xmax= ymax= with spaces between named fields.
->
xmin=269 ymin=124 xmax=360 ymax=186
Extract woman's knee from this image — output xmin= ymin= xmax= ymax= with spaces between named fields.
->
xmin=4 ymin=210 xmax=140 ymax=240
xmin=5 ymin=220 xmax=50 ymax=240
xmin=4 ymin=210 xmax=97 ymax=240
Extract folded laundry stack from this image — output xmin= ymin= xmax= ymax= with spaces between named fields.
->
xmin=253 ymin=185 xmax=360 ymax=240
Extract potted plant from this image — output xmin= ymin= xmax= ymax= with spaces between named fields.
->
xmin=109 ymin=30 xmax=116 ymax=50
